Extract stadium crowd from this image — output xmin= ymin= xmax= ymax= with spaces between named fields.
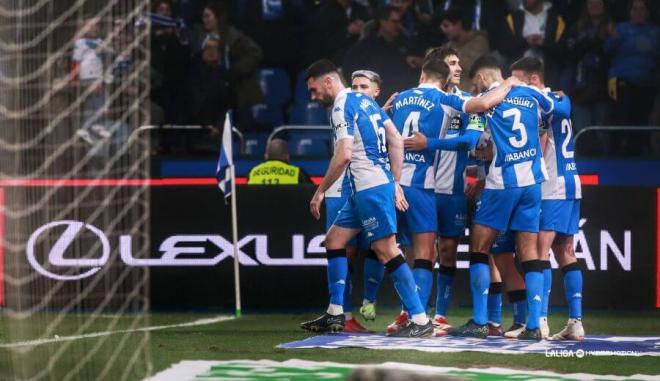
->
xmin=144 ymin=0 xmax=659 ymax=141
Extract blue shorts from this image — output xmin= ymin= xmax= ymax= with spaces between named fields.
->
xmin=436 ymin=193 xmax=467 ymax=238
xmin=491 ymin=230 xmax=516 ymax=254
xmin=334 ymin=183 xmax=397 ymax=244
xmin=397 ymin=186 xmax=437 ymax=235
xmin=540 ymin=199 xmax=581 ymax=235
xmin=474 ymin=184 xmax=542 ymax=233
xmin=326 ymin=197 xmax=359 ymax=248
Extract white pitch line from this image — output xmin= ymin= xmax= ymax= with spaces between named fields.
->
xmin=0 ymin=315 xmax=234 ymax=349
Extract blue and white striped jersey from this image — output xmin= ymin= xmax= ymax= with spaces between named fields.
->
xmin=541 ymin=89 xmax=581 ymax=200
xmin=482 ymin=83 xmax=553 ymax=189
xmin=434 ymin=88 xmax=484 ymax=195
xmin=391 ymin=83 xmax=467 ymax=189
xmin=331 ymin=88 xmax=393 ymax=192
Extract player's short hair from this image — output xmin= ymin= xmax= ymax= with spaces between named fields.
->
xmin=469 ymin=55 xmax=501 ymax=79
xmin=304 ymin=59 xmax=344 ymax=82
xmin=510 ymin=57 xmax=545 ymax=80
xmin=351 ymin=70 xmax=382 ymax=86
xmin=421 ymin=59 xmax=450 ymax=81
xmin=424 ymin=46 xmax=459 ymax=64
xmin=440 ymin=7 xmax=469 ymax=29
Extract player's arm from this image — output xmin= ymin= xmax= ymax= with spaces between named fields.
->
xmin=309 ymin=138 xmax=352 ymax=220
xmin=463 ymin=76 xmax=522 ymax=113
xmin=405 ymin=129 xmax=482 ymax=152
xmin=405 ymin=114 xmax=484 ymax=152
xmin=384 ymin=119 xmax=409 ymax=212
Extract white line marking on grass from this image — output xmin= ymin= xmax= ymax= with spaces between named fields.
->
xmin=0 ymin=315 xmax=234 ymax=349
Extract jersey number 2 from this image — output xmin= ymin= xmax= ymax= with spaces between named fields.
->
xmin=503 ymin=108 xmax=528 ymax=148
xmin=561 ymin=119 xmax=574 ymax=158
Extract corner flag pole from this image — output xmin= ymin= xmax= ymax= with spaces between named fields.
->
xmin=230 ymin=142 xmax=242 ymax=319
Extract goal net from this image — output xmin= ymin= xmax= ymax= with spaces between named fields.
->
xmin=0 ymin=0 xmax=152 ymax=379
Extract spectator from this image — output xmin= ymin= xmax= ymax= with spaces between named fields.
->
xmin=192 ymin=1 xmax=264 ymax=107
xmin=304 ymin=0 xmax=370 ymax=65
xmin=150 ymin=0 xmax=190 ymax=124
xmin=71 ymin=17 xmax=110 ymax=145
xmin=247 ymin=139 xmax=312 ymax=184
xmin=439 ymin=8 xmax=490 ymax=92
xmin=343 ymin=6 xmax=420 ymax=103
xmin=605 ymin=0 xmax=659 ymax=126
xmin=566 ymin=0 xmax=614 ymax=132
xmin=238 ymin=0 xmax=300 ymax=73
xmin=500 ymin=0 xmax=568 ymax=87
xmin=183 ymin=34 xmax=233 ymax=128
xmin=435 ymin=0 xmax=509 ymax=49
xmin=390 ymin=0 xmax=434 ymax=41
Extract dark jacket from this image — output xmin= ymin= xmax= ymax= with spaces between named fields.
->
xmin=306 ymin=0 xmax=370 ymax=64
xmin=190 ymin=25 xmax=264 ymax=107
xmin=501 ymin=5 xmax=567 ymax=86
xmin=343 ymin=35 xmax=418 ymax=104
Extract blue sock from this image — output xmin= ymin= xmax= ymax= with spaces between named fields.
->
xmin=413 ymin=259 xmax=433 ymax=312
xmin=469 ymin=252 xmax=490 ymax=325
xmin=522 ymin=260 xmax=544 ymax=330
xmin=343 ymin=265 xmax=353 ymax=316
xmin=435 ymin=265 xmax=456 ymax=317
xmin=562 ymin=263 xmax=583 ymax=319
xmin=326 ymin=249 xmax=348 ymax=309
xmin=362 ymin=251 xmax=384 ymax=303
xmin=508 ymin=289 xmax=528 ymax=325
xmin=386 ymin=255 xmax=425 ymax=316
xmin=541 ymin=261 xmax=552 ymax=318
xmin=487 ymin=282 xmax=503 ymax=324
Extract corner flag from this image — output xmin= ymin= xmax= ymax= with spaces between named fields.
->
xmin=216 ymin=112 xmax=233 ymax=199
xmin=214 ymin=111 xmax=242 ymax=318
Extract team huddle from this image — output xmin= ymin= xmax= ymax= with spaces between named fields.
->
xmin=300 ymin=48 xmax=584 ymax=342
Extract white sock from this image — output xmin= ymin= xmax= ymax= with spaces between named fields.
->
xmin=327 ymin=304 xmax=343 ymax=316
xmin=344 ymin=312 xmax=353 ymax=320
xmin=411 ymin=313 xmax=429 ymax=325
xmin=433 ymin=314 xmax=445 ymax=320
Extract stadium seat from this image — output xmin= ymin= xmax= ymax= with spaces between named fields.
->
xmin=289 ymin=102 xmax=328 ymax=125
xmin=294 ymin=70 xmax=311 ymax=103
xmin=288 ymin=131 xmax=332 ymax=158
xmin=251 ymin=103 xmax=285 ymax=128
xmin=258 ymin=68 xmax=291 ymax=105
xmin=243 ymin=133 xmax=268 ymax=156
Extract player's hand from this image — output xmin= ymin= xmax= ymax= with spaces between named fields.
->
xmin=309 ymin=189 xmax=325 ymax=220
xmin=475 ymin=140 xmax=493 ymax=161
xmin=465 ymin=179 xmax=485 ymax=200
xmin=382 ymin=92 xmax=399 ymax=112
xmin=404 ymin=131 xmax=428 ymax=151
xmin=394 ymin=182 xmax=409 ymax=212
xmin=553 ymin=90 xmax=566 ymax=98
xmin=405 ymin=55 xmax=424 ymax=69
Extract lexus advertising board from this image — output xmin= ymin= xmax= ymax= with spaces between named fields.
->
xmin=4 ymin=184 xmax=659 ymax=309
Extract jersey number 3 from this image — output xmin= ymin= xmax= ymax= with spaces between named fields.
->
xmin=503 ymin=108 xmax=528 ymax=148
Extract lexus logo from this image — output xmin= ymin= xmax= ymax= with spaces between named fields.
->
xmin=26 ymin=220 xmax=111 ymax=281
xmin=26 ymin=220 xmax=329 ymax=281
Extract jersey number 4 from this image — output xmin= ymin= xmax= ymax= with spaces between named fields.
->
xmin=503 ymin=108 xmax=528 ymax=148
xmin=401 ymin=111 xmax=420 ymax=138
xmin=369 ymin=114 xmax=387 ymax=153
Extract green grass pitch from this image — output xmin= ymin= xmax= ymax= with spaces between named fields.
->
xmin=1 ymin=307 xmax=659 ymax=380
